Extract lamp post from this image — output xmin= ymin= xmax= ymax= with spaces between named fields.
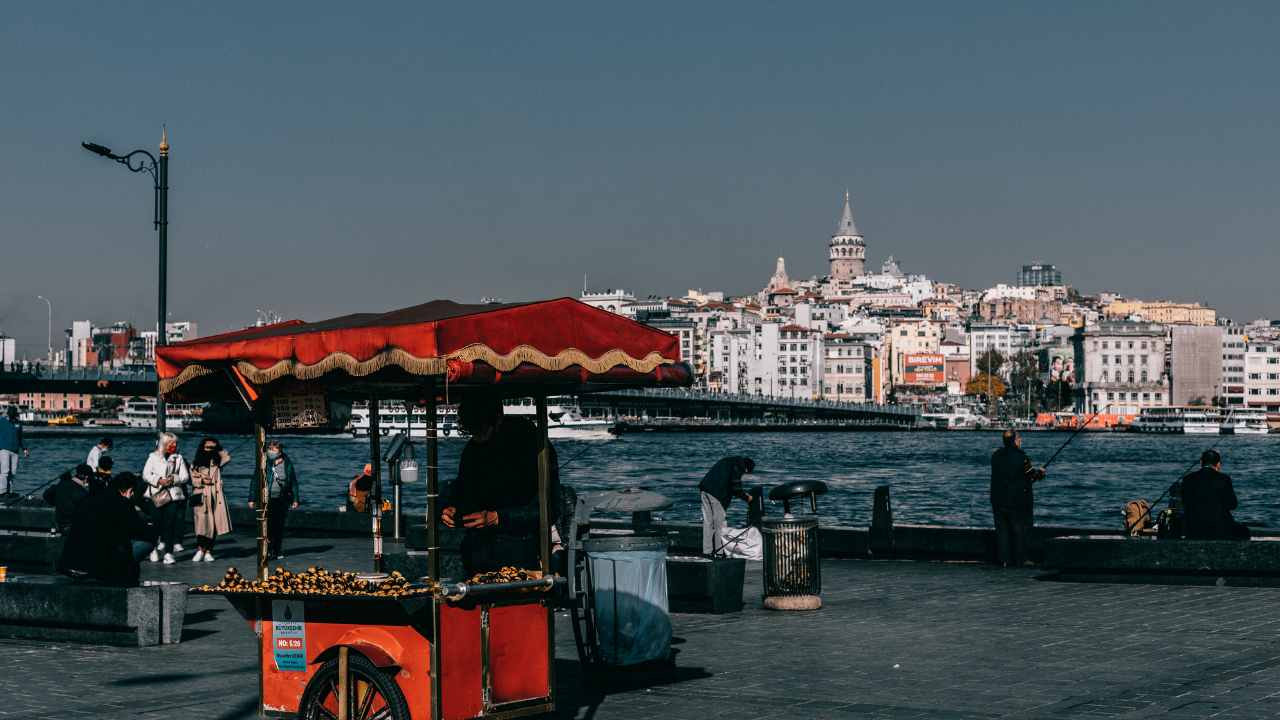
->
xmin=36 ymin=296 xmax=51 ymax=366
xmin=83 ymin=128 xmax=169 ymax=435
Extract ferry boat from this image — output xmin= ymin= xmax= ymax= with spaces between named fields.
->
xmin=1182 ymin=407 xmax=1224 ymax=435
xmin=351 ymin=397 xmax=615 ymax=439
xmin=920 ymin=406 xmax=988 ymax=429
xmin=1223 ymin=409 xmax=1270 ymax=435
xmin=117 ymin=401 xmax=203 ymax=430
xmin=47 ymin=414 xmax=82 ymax=427
xmin=351 ymin=402 xmax=460 ymax=439
xmin=1131 ymin=407 xmax=1188 ymax=433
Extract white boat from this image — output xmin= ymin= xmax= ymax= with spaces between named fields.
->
xmin=1131 ymin=407 xmax=1188 ymax=433
xmin=351 ymin=402 xmax=460 ymax=438
xmin=920 ymin=406 xmax=988 ymax=429
xmin=502 ymin=397 xmax=615 ymax=438
xmin=118 ymin=401 xmax=157 ymax=429
xmin=118 ymin=401 xmax=202 ymax=430
xmin=351 ymin=397 xmax=615 ymax=439
xmin=1223 ymin=409 xmax=1270 ymax=435
xmin=1182 ymin=408 xmax=1224 ymax=435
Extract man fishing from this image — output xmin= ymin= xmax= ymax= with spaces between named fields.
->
xmin=990 ymin=430 xmax=1045 ymax=568
xmin=1182 ymin=450 xmax=1250 ymax=540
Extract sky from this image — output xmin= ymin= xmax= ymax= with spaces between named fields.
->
xmin=2 ymin=2 xmax=1279 ymax=358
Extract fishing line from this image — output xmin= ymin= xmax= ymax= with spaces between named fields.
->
xmin=1040 ymin=403 xmax=1112 ymax=472
xmin=557 ymin=436 xmax=613 ymax=471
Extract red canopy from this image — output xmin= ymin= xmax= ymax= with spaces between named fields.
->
xmin=157 ymin=298 xmax=690 ymax=403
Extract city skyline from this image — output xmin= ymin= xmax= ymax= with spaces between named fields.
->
xmin=3 ymin=3 xmax=1280 ymax=357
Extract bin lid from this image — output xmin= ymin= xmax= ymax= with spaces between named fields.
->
xmin=583 ymin=535 xmax=672 ymax=553
xmin=769 ymin=480 xmax=828 ymax=501
xmin=582 ymin=488 xmax=674 ymax=515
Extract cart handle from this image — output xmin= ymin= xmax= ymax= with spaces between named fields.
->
xmin=436 ymin=576 xmax=566 ymax=600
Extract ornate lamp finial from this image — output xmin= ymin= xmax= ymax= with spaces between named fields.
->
xmin=159 ymin=125 xmax=169 ymax=155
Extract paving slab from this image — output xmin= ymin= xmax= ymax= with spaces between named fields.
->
xmin=5 ymin=534 xmax=1280 ymax=718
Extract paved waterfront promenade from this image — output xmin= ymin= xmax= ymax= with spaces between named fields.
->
xmin=5 ymin=528 xmax=1280 ymax=719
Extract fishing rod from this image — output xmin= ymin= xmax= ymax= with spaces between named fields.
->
xmin=8 ymin=434 xmax=144 ymax=507
xmin=1126 ymin=408 xmax=1235 ymax=534
xmin=1039 ymin=403 xmax=1112 ymax=472
xmin=557 ymin=436 xmax=613 ymax=471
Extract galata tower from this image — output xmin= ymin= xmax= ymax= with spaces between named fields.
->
xmin=828 ymin=192 xmax=865 ymax=279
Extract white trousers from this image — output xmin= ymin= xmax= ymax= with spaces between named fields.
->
xmin=701 ymin=491 xmax=726 ymax=555
xmin=0 ymin=450 xmax=17 ymax=493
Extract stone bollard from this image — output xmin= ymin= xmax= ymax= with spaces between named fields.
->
xmin=869 ymin=485 xmax=894 ymax=553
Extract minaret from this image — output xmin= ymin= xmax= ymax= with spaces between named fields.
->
xmin=828 ymin=191 xmax=866 ymax=279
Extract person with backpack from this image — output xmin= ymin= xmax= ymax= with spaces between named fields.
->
xmin=248 ymin=440 xmax=299 ymax=559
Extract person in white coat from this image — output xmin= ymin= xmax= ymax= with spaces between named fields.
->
xmin=142 ymin=432 xmax=190 ymax=564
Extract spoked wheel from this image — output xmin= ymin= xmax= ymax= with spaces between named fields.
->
xmin=297 ymin=653 xmax=409 ymax=720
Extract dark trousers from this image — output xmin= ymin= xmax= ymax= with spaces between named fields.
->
xmin=266 ymin=496 xmax=290 ymax=553
xmin=992 ymin=504 xmax=1033 ymax=565
xmin=150 ymin=499 xmax=184 ymax=549
xmin=196 ymin=534 xmax=217 ymax=551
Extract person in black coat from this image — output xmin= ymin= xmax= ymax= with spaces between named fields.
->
xmin=990 ymin=430 xmax=1045 ymax=567
xmin=53 ymin=464 xmax=94 ymax=534
xmin=57 ymin=472 xmax=158 ymax=585
xmin=442 ymin=391 xmax=560 ymax=576
xmin=1182 ymin=450 xmax=1250 ymax=540
xmin=698 ymin=456 xmax=755 ymax=555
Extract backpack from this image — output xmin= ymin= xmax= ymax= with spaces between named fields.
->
xmin=1124 ymin=499 xmax=1151 ymax=534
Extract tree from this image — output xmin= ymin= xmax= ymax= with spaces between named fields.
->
xmin=976 ymin=349 xmax=1005 ymax=377
xmin=1188 ymin=396 xmax=1206 ymax=406
xmin=966 ymin=373 xmax=1006 ymax=399
xmin=1066 ymin=285 xmax=1082 ymax=302
xmin=1008 ymin=351 xmax=1040 ymax=390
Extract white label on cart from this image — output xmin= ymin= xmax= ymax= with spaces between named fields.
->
xmin=272 ymin=601 xmax=306 ymax=672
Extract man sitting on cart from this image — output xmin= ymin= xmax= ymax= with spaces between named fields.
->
xmin=442 ymin=390 xmax=560 ymax=576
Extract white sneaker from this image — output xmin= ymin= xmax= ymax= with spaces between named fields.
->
xmin=163 ymin=553 xmax=176 ymax=564
xmin=149 ymin=549 xmax=160 ymax=563
xmin=173 ymin=544 xmax=184 ymax=552
xmin=156 ymin=542 xmax=166 ymax=553
xmin=192 ymin=550 xmax=205 ymax=562
xmin=202 ymin=552 xmax=215 ymax=562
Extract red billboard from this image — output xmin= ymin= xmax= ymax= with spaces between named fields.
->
xmin=904 ymin=354 xmax=945 ymax=384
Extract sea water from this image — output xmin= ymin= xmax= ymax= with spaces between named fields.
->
xmin=16 ymin=429 xmax=1280 ymax=530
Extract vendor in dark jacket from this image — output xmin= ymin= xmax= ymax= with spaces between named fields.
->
xmin=54 ymin=464 xmax=94 ymax=534
xmin=698 ymin=456 xmax=755 ymax=556
xmin=990 ymin=430 xmax=1045 ymax=568
xmin=1182 ymin=450 xmax=1250 ymax=540
xmin=57 ymin=472 xmax=158 ymax=585
xmin=442 ymin=390 xmax=559 ymax=576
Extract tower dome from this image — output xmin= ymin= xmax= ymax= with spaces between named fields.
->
xmin=828 ymin=192 xmax=866 ymax=279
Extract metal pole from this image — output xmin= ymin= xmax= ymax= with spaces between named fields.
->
xmin=338 ymin=645 xmax=350 ymax=720
xmin=369 ymin=394 xmax=382 ymax=572
xmin=254 ymin=416 xmax=267 ymax=581
xmin=425 ymin=380 xmax=442 ymax=720
xmin=37 ymin=297 xmax=51 ymax=366
xmin=156 ymin=130 xmax=168 ymax=436
xmin=535 ymin=394 xmax=555 ymax=706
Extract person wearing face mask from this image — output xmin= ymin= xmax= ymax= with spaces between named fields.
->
xmin=87 ymin=436 xmax=114 ymax=471
xmin=249 ymin=439 xmax=299 ymax=559
xmin=142 ymin=432 xmax=190 ymax=564
xmin=190 ymin=437 xmax=232 ymax=562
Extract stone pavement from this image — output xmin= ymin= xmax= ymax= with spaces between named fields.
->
xmin=6 ymin=533 xmax=1280 ymax=719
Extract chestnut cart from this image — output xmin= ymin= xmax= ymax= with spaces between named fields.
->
xmin=159 ymin=298 xmax=692 ymax=720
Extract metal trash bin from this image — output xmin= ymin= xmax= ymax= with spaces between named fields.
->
xmin=761 ymin=480 xmax=828 ymax=611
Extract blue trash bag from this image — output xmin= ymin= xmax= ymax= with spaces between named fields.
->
xmin=587 ymin=548 xmax=672 ymax=665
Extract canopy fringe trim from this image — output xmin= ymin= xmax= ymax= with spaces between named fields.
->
xmin=159 ymin=344 xmax=674 ymax=394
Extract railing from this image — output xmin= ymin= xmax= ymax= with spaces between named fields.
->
xmin=589 ymin=387 xmax=921 ymax=416
xmin=0 ymin=362 xmax=157 ymax=381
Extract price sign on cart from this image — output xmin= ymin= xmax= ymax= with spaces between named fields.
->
xmin=272 ymin=601 xmax=306 ymax=672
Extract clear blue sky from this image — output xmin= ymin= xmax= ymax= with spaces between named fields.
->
xmin=2 ymin=2 xmax=1278 ymax=356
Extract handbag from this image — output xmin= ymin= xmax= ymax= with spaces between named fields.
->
xmin=189 ymin=492 xmax=204 ymax=508
xmin=151 ymin=489 xmax=172 ymax=508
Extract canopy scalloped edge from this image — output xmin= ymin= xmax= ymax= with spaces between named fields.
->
xmin=158 ymin=343 xmax=675 ymax=395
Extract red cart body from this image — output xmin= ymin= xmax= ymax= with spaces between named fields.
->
xmin=216 ymin=591 xmax=552 ymax=719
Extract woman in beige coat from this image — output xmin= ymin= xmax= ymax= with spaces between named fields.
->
xmin=190 ymin=437 xmax=232 ymax=562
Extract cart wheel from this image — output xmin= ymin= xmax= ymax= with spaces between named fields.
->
xmin=297 ymin=653 xmax=410 ymax=720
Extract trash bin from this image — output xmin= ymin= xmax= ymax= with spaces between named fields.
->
xmin=582 ymin=535 xmax=672 ymax=666
xmin=761 ymin=480 xmax=827 ymax=611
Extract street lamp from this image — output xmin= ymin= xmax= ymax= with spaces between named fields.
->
xmin=82 ymin=127 xmax=169 ymax=435
xmin=36 ymin=296 xmax=51 ymax=366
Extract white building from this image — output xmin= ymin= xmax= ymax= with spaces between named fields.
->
xmin=707 ymin=322 xmax=823 ymax=398
xmin=823 ymin=334 xmax=869 ymax=401
xmin=1080 ymin=322 xmax=1169 ymax=415
xmin=1243 ymin=340 xmax=1280 ymax=411
xmin=580 ymin=289 xmax=636 ymax=314
xmin=1222 ymin=325 xmax=1248 ymax=406
xmin=982 ymin=284 xmax=1038 ymax=303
